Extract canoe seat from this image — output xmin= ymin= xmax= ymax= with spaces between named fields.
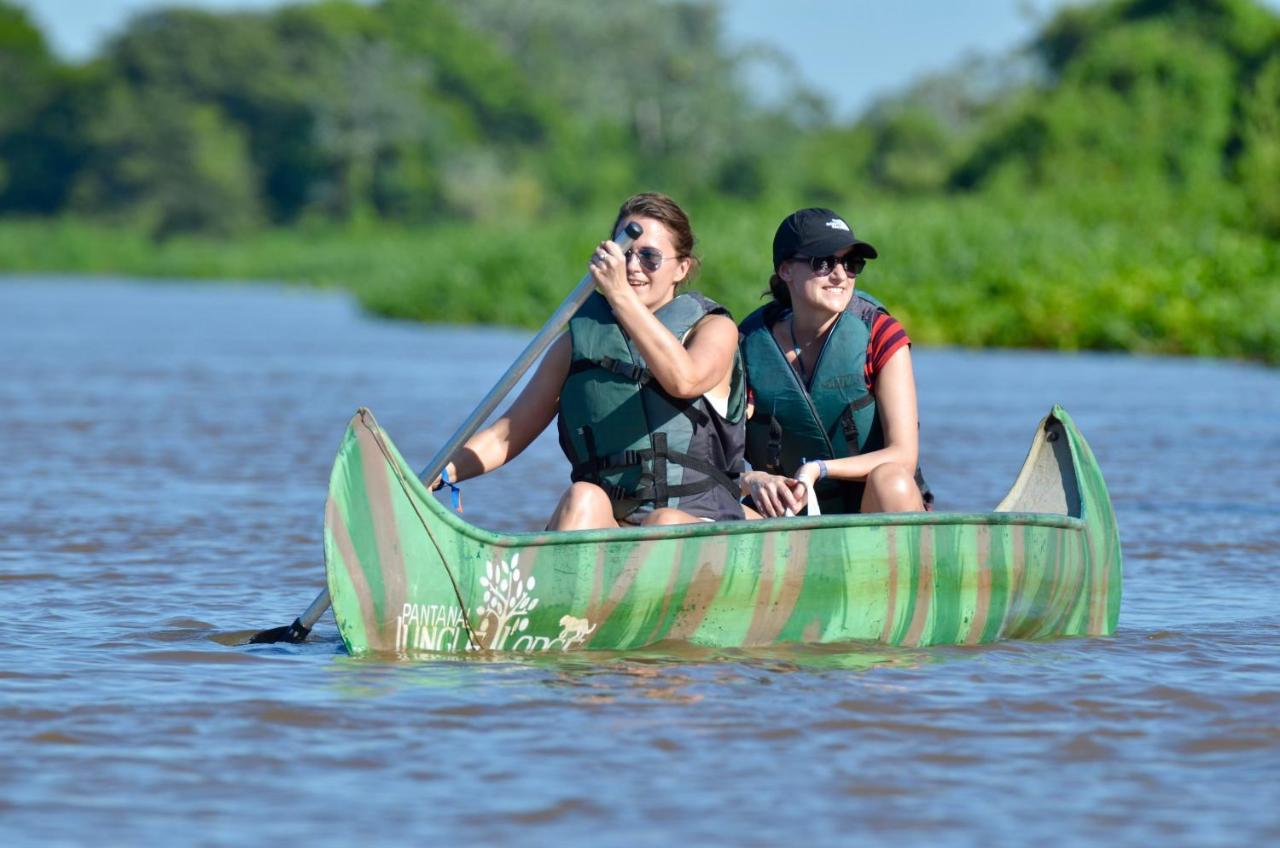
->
xmin=994 ymin=416 xmax=1081 ymax=517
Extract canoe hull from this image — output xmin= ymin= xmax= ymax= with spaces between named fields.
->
xmin=324 ymin=406 xmax=1121 ymax=654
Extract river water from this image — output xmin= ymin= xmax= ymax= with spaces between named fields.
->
xmin=2 ymin=277 xmax=1277 ymax=846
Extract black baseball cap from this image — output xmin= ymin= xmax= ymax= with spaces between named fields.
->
xmin=772 ymin=208 xmax=878 ymax=270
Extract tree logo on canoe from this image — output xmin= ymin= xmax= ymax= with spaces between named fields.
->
xmin=473 ymin=554 xmax=597 ymax=651
xmin=395 ymin=554 xmax=596 ymax=652
xmin=474 ymin=554 xmax=538 ymax=649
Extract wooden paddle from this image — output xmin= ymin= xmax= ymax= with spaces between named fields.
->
xmin=249 ymin=222 xmax=645 ymax=644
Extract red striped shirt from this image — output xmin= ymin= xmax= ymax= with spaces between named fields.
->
xmin=865 ymin=312 xmax=910 ymax=390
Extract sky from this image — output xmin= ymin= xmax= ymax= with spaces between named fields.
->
xmin=17 ymin=0 xmax=1280 ymax=119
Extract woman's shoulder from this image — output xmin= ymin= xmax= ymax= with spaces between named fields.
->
xmin=676 ymin=294 xmax=738 ymax=349
xmin=849 ymin=289 xmax=891 ymax=322
xmin=675 ymin=289 xmax=736 ymax=321
xmin=689 ymin=311 xmax=738 ymax=341
xmin=652 ymin=290 xmax=728 ymax=338
xmin=738 ymin=301 xmax=786 ymax=334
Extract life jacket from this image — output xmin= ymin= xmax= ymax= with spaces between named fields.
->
xmin=557 ymin=291 xmax=746 ymax=522
xmin=739 ymin=292 xmax=932 ymax=514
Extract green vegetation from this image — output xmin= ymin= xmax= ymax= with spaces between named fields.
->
xmin=1 ymin=0 xmax=1278 ymax=363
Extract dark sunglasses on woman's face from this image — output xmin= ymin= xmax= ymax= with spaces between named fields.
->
xmin=624 ymin=247 xmax=665 ymax=272
xmin=797 ymin=254 xmax=866 ymax=277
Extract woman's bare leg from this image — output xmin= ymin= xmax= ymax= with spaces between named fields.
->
xmin=860 ymin=462 xmax=924 ymax=513
xmin=642 ymin=507 xmax=703 ymax=526
xmin=547 ymin=482 xmax=620 ymax=531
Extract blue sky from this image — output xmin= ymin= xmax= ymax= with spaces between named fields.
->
xmin=19 ymin=0 xmax=1280 ymax=119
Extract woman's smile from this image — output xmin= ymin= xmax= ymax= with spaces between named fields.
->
xmin=809 ymin=275 xmax=852 ymax=307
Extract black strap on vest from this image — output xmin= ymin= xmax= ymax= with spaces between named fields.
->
xmin=568 ymin=356 xmax=652 ymax=385
xmin=915 ymin=468 xmax=935 ymax=510
xmin=570 ymin=433 xmax=739 ymax=507
xmin=567 ymin=357 xmax=709 ymax=429
xmin=631 ymin=474 xmax=729 ymax=505
xmin=837 ymin=394 xmax=876 ymax=455
xmin=752 ymin=404 xmax=785 ymax=473
xmin=575 ymin=448 xmax=646 ymax=474
xmin=652 ymin=433 xmax=669 ymax=506
xmin=768 ymin=413 xmax=783 ymax=472
xmin=566 ymin=351 xmax=730 ymax=509
xmin=578 ymin=425 xmax=599 ymax=466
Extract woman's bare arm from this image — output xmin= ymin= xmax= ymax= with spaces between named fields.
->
xmin=591 ymin=240 xmax=737 ymax=399
xmin=431 ymin=333 xmax=571 ymax=485
xmin=808 ymin=345 xmax=919 ymax=482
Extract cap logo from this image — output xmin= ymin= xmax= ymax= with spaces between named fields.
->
xmin=825 ymin=219 xmax=850 ymax=232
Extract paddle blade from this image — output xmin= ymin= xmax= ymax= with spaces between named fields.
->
xmin=248 ymin=617 xmax=312 ymax=644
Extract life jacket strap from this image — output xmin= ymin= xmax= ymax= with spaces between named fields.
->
xmin=568 ymin=358 xmax=711 ymax=431
xmin=630 ymin=474 xmax=730 ymax=506
xmin=915 ymin=467 xmax=936 ymax=510
xmin=579 ymin=424 xmax=599 ymax=461
xmin=838 ymin=394 xmax=875 ymax=454
xmin=768 ymin=414 xmax=783 ymax=472
xmin=652 ymin=433 xmax=669 ymax=506
xmin=570 ymin=432 xmax=740 ymax=506
xmin=749 ymin=409 xmax=785 ymax=473
xmin=661 ymin=446 xmax=739 ymax=497
xmin=573 ymin=448 xmax=649 ymax=474
xmin=568 ymin=356 xmax=652 ymax=385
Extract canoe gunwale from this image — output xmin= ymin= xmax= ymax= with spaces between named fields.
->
xmin=350 ymin=407 xmax=1089 ymax=550
xmin=429 ymin=508 xmax=1086 ymax=549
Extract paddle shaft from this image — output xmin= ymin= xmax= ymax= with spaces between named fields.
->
xmin=257 ymin=222 xmax=644 ymax=642
xmin=416 ymin=220 xmax=644 ymax=484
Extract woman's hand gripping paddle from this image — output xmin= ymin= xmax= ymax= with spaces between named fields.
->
xmin=248 ymin=222 xmax=645 ymax=644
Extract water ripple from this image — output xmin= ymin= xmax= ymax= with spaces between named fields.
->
xmin=3 ymin=279 xmax=1279 ymax=847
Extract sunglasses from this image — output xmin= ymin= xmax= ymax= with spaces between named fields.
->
xmin=624 ymin=247 xmax=666 ymax=273
xmin=796 ymin=254 xmax=866 ymax=277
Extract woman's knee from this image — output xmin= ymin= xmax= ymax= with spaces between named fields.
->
xmin=642 ymin=507 xmax=697 ymax=527
xmin=548 ymin=482 xmax=615 ymax=530
xmin=561 ymin=482 xmax=611 ymax=510
xmin=865 ymin=463 xmax=922 ymax=511
xmin=868 ymin=462 xmax=914 ymax=491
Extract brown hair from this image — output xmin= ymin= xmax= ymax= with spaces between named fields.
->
xmin=765 ymin=272 xmax=791 ymax=309
xmin=611 ymin=192 xmax=700 ymax=283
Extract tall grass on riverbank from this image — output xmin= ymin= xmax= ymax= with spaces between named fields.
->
xmin=2 ymin=193 xmax=1276 ymax=363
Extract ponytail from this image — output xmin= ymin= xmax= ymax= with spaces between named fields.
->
xmin=765 ymin=273 xmax=791 ymax=309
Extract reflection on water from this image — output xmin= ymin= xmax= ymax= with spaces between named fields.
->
xmin=2 ymin=278 xmax=1278 ymax=846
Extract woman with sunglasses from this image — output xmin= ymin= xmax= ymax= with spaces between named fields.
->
xmin=431 ymin=192 xmax=746 ymax=530
xmin=738 ymin=207 xmax=931 ymax=517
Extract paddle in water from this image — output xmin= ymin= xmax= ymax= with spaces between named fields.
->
xmin=248 ymin=222 xmax=645 ymax=644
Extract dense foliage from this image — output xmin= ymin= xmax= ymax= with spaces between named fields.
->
xmin=1 ymin=0 xmax=1278 ymax=362
xmin=0 ymin=0 xmax=796 ymax=232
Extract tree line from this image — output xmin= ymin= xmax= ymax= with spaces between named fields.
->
xmin=2 ymin=0 xmax=1278 ymax=239
xmin=3 ymin=0 xmax=1277 ymax=362
xmin=1 ymin=0 xmax=818 ymax=237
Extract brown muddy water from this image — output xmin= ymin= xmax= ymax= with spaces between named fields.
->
xmin=2 ymin=277 xmax=1278 ymax=847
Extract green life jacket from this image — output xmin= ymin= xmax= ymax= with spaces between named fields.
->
xmin=739 ymin=292 xmax=931 ymax=514
xmin=557 ymin=291 xmax=746 ymax=522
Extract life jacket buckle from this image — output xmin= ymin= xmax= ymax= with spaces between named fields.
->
xmin=599 ymin=355 xmax=650 ymax=384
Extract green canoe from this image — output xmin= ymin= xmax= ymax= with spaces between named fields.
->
xmin=324 ymin=405 xmax=1121 ymax=655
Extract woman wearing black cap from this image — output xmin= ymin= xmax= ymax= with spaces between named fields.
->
xmin=737 ymin=208 xmax=931 ymax=517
